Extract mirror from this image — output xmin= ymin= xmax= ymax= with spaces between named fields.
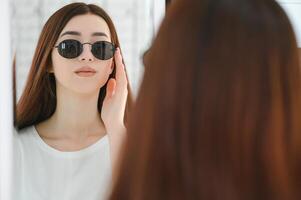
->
xmin=9 ymin=0 xmax=165 ymax=200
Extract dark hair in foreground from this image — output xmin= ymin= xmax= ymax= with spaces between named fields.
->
xmin=16 ymin=3 xmax=133 ymax=130
xmin=111 ymin=0 xmax=301 ymax=199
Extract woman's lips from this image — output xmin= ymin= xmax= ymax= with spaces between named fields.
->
xmin=75 ymin=67 xmax=96 ymax=77
xmin=75 ymin=71 xmax=96 ymax=77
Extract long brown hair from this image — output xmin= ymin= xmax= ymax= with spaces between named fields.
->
xmin=111 ymin=0 xmax=301 ymax=199
xmin=16 ymin=3 xmax=133 ymax=130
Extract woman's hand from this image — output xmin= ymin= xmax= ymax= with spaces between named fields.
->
xmin=101 ymin=48 xmax=128 ymax=135
xmin=102 ymin=48 xmax=128 ymax=176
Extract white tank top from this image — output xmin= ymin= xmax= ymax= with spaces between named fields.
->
xmin=12 ymin=126 xmax=112 ymax=200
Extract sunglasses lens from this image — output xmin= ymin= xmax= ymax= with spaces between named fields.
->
xmin=92 ymin=41 xmax=115 ymax=60
xmin=57 ymin=40 xmax=82 ymax=59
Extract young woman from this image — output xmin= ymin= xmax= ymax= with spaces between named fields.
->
xmin=110 ymin=0 xmax=301 ymax=199
xmin=13 ymin=3 xmax=132 ymax=200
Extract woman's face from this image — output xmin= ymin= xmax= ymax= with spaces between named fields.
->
xmin=51 ymin=14 xmax=114 ymax=95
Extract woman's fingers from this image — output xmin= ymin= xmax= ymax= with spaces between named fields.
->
xmin=114 ymin=48 xmax=128 ymax=88
xmin=106 ymin=78 xmax=116 ymax=99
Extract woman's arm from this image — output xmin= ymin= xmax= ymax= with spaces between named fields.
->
xmin=101 ymin=48 xmax=129 ymax=181
xmin=107 ymin=125 xmax=126 ymax=181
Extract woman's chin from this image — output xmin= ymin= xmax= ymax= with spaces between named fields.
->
xmin=71 ymin=87 xmax=102 ymax=96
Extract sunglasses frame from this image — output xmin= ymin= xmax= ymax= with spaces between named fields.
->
xmin=54 ymin=39 xmax=116 ymax=60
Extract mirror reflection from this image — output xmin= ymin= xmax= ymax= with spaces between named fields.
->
xmin=11 ymin=1 xmax=162 ymax=199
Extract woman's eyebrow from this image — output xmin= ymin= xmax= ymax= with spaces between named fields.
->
xmin=60 ymin=31 xmax=81 ymax=38
xmin=91 ymin=32 xmax=108 ymax=38
xmin=59 ymin=31 xmax=108 ymax=38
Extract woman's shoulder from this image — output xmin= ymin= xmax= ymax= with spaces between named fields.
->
xmin=15 ymin=125 xmax=35 ymax=134
xmin=13 ymin=125 xmax=37 ymax=160
xmin=14 ymin=125 xmax=36 ymax=142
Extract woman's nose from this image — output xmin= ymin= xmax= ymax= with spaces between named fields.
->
xmin=78 ymin=44 xmax=94 ymax=62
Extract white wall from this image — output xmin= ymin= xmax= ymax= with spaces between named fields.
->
xmin=0 ymin=0 xmax=13 ymax=198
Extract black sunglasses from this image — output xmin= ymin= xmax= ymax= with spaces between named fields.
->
xmin=54 ymin=39 xmax=116 ymax=60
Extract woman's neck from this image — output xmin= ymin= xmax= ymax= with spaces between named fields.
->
xmin=36 ymin=86 xmax=106 ymax=140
